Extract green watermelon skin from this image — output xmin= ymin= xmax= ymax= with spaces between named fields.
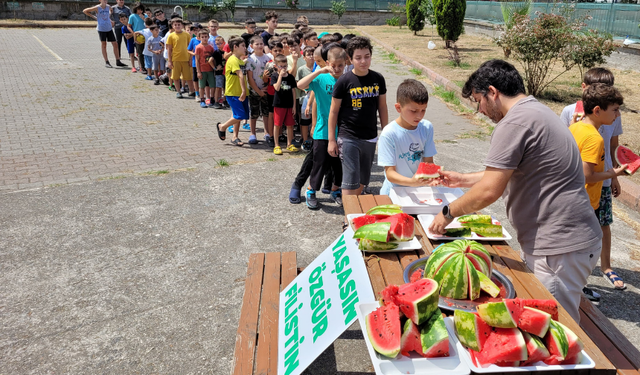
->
xmin=477 ymin=299 xmax=523 ymax=328
xmin=517 ymin=306 xmax=551 ymax=337
xmin=477 ymin=271 xmax=500 ymax=298
xmin=366 ymin=204 xmax=403 ymax=216
xmin=454 ymin=310 xmax=490 ymax=351
xmin=458 ymin=215 xmax=492 ymax=224
xmin=521 ymin=331 xmax=550 ymax=366
xmin=420 ymin=310 xmax=450 ymax=357
xmin=377 ymin=213 xmax=415 ymax=241
xmin=365 ymin=303 xmax=402 ymax=358
xmin=400 ymin=319 xmax=427 ymax=357
xmin=394 ymin=278 xmax=439 ymax=325
xmin=444 ymin=227 xmax=472 ymax=237
xmin=466 ymin=223 xmax=503 ymax=237
xmin=543 ymin=320 xmax=569 ymax=364
xmin=358 ymin=239 xmax=398 ymax=251
xmin=544 ymin=321 xmax=584 ymax=365
xmin=439 ymin=255 xmax=469 ymax=299
xmin=353 ymin=222 xmax=391 ymax=243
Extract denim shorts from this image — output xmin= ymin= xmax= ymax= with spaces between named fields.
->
xmin=144 ymin=55 xmax=153 ymax=72
xmin=215 ymin=74 xmax=225 ymax=88
xmin=227 ymin=96 xmax=250 ymax=120
xmin=337 ymin=136 xmax=377 ymax=190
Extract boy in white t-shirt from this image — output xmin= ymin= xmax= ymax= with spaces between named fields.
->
xmin=246 ymin=36 xmax=272 ymax=145
xmin=134 ymin=18 xmax=155 ymax=80
xmin=377 ymin=79 xmax=437 ymax=195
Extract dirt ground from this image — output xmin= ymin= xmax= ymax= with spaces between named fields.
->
xmin=360 ymin=25 xmax=640 ymax=183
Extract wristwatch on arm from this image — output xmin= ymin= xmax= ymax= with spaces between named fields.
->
xmin=442 ymin=205 xmax=454 ymax=220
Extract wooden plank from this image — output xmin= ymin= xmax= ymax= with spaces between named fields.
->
xmin=255 ymin=253 xmax=282 ymax=375
xmin=365 ymin=254 xmax=387 ymax=299
xmin=374 ymin=195 xmax=393 ymax=205
xmin=490 ymin=245 xmax=615 ymax=374
xmin=580 ymin=295 xmax=640 ymax=370
xmin=343 ymin=194 xmax=363 ymax=217
xmin=233 ymin=253 xmax=265 ymax=375
xmin=377 ymin=252 xmax=406 ymax=287
xmin=358 ymin=194 xmax=378 ymax=212
xmin=281 ymin=252 xmax=297 ymax=291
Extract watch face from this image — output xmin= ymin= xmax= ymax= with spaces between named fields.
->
xmin=443 ymin=205 xmax=449 ymax=215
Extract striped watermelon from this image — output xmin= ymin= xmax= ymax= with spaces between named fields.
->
xmin=453 ymin=310 xmax=491 ymax=352
xmin=521 ymin=331 xmax=550 ymax=366
xmin=380 ymin=278 xmax=439 ymax=325
xmin=477 ymin=299 xmax=523 ymax=328
xmin=420 ymin=310 xmax=450 ymax=357
xmin=474 ymin=327 xmax=528 ymax=364
xmin=365 ymin=303 xmax=402 ymax=358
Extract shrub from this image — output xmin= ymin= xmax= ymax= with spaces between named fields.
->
xmin=500 ymin=0 xmax=531 ymax=30
xmin=330 ymin=0 xmax=347 ymax=24
xmin=433 ymin=0 xmax=465 ymax=46
xmin=568 ymin=30 xmax=617 ymax=78
xmin=407 ymin=0 xmax=426 ymax=35
xmin=386 ymin=16 xmax=401 ymax=26
xmin=388 ymin=3 xmax=407 ymax=27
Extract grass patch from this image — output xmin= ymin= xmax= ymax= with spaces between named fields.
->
xmin=433 ymin=86 xmax=460 ymax=105
xmin=445 ymin=61 xmax=471 ymax=69
xmin=383 ymin=51 xmax=402 ymax=64
xmin=267 ymin=157 xmax=277 ymax=162
xmin=217 ymin=159 xmax=230 ymax=167
xmin=409 ymin=67 xmax=423 ymax=76
xmin=144 ymin=170 xmax=169 ymax=175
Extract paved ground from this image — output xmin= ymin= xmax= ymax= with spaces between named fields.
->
xmin=1 ymin=28 xmax=640 ymax=374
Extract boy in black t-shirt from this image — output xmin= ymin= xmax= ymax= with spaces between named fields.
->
xmin=271 ymin=54 xmax=299 ymax=155
xmin=241 ymin=18 xmax=256 ymax=53
xmin=328 ymin=36 xmax=388 ymax=196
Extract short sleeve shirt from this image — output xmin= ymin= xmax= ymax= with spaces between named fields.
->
xmin=332 ymin=69 xmax=387 ymax=140
xmin=148 ymin=35 xmax=163 ymax=54
xmin=195 ymin=43 xmax=214 ymax=72
xmin=112 ymin=5 xmax=131 ymax=26
xmin=246 ymin=54 xmax=271 ymax=92
xmin=569 ymin=121 xmax=606 ymax=209
xmin=128 ymin=13 xmax=145 ymax=32
xmin=225 ymin=55 xmax=246 ymax=97
xmin=166 ymin=31 xmax=191 ymax=62
xmin=141 ymin=29 xmax=153 ymax=56
xmin=187 ymin=37 xmax=201 ymax=67
xmin=271 ymin=74 xmax=297 ymax=108
xmin=484 ymin=96 xmax=601 ymax=256
xmin=308 ymin=73 xmax=337 ymax=141
xmin=378 ymin=120 xmax=437 ymax=195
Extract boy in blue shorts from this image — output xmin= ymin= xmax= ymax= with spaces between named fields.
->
xmin=120 ymin=13 xmax=137 ymax=71
xmin=328 ymin=36 xmax=388 ymax=196
xmin=216 ymin=37 xmax=248 ymax=146
xmin=377 ymin=79 xmax=437 ymax=195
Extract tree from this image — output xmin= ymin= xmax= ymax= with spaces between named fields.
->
xmin=407 ymin=0 xmax=426 ymax=35
xmin=433 ymin=0 xmax=466 ymax=47
xmin=330 ymin=0 xmax=347 ymax=24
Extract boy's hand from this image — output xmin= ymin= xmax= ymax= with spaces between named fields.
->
xmin=291 ymin=50 xmax=300 ymax=60
xmin=409 ymin=175 xmax=434 ymax=187
xmin=240 ymin=93 xmax=246 ymax=102
xmin=571 ymin=112 xmax=584 ymax=124
xmin=263 ymin=69 xmax=271 ymax=78
xmin=612 ymin=164 xmax=628 ymax=177
xmin=279 ymin=68 xmax=287 ymax=77
xmin=320 ymin=65 xmax=334 ymax=75
xmin=305 ymin=105 xmax=311 ymax=117
xmin=167 ymin=61 xmax=173 ymax=69
xmin=257 ymin=89 xmax=265 ymax=97
xmin=611 ymin=176 xmax=621 ymax=197
xmin=197 ymin=72 xmax=202 ymax=79
xmin=292 ymin=105 xmax=296 ymax=115
xmin=328 ymin=140 xmax=339 ymax=157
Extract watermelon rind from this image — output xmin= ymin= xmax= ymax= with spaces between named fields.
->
xmin=477 ymin=271 xmax=500 ymax=298
xmin=439 ymin=254 xmax=469 ymax=299
xmin=400 ymin=319 xmax=424 ymax=357
xmin=454 ymin=309 xmax=482 ymax=351
xmin=466 ymin=253 xmax=490 ymax=277
xmin=353 ymin=222 xmax=391 ymax=243
xmin=420 ymin=309 xmax=450 ymax=357
xmin=444 ymin=227 xmax=472 ymax=237
xmin=521 ymin=331 xmax=550 ymax=366
xmin=351 ymin=215 xmax=380 ymax=231
xmin=365 ymin=303 xmax=401 ymax=358
xmin=358 ymin=239 xmax=398 ymax=251
xmin=415 ymin=162 xmax=442 ymax=179
xmin=615 ymin=145 xmax=640 ymax=175
xmin=517 ymin=306 xmax=551 ymax=337
xmin=465 ymin=257 xmax=481 ymax=301
xmin=477 ymin=300 xmax=520 ymax=328
xmin=458 ymin=214 xmax=492 ymax=224
xmin=520 ymin=299 xmax=558 ymax=321
xmin=555 ymin=321 xmax=584 ymax=359
xmin=395 ymin=278 xmax=439 ymax=326
xmin=463 ymin=241 xmax=493 ymax=275
xmin=378 ymin=213 xmax=415 ymax=241
xmin=365 ymin=204 xmax=403 ymax=216
xmin=544 ymin=320 xmax=569 ymax=363
xmin=423 ymin=248 xmax=459 ymax=279
xmin=466 ymin=223 xmax=503 ymax=237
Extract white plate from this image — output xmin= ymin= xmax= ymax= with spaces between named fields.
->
xmin=418 ymin=214 xmax=512 ymax=241
xmin=347 ymin=214 xmax=422 ymax=252
xmin=443 ymin=318 xmax=596 ymax=372
xmin=389 ymin=187 xmax=464 ymax=215
xmin=356 ymin=301 xmax=470 ymax=375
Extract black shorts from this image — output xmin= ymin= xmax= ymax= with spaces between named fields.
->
xmin=98 ymin=30 xmax=116 ymax=42
xmin=192 ymin=66 xmax=198 ymax=82
xmin=267 ymin=94 xmax=275 ymax=113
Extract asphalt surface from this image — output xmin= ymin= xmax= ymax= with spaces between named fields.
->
xmin=1 ymin=27 xmax=639 ymax=374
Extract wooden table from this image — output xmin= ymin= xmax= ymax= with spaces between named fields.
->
xmin=344 ymin=194 xmax=640 ymax=375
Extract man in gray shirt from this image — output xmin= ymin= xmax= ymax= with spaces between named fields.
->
xmin=429 ymin=59 xmax=602 ymax=323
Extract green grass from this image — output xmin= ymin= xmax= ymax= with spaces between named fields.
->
xmin=445 ymin=61 xmax=472 ymax=69
xmin=383 ymin=51 xmax=402 ymax=64
xmin=433 ymin=86 xmax=460 ymax=106
xmin=144 ymin=170 xmax=169 ymax=175
xmin=454 ymin=80 xmax=465 ymax=88
xmin=410 ymin=67 xmax=423 ymax=76
xmin=267 ymin=157 xmax=276 ymax=162
xmin=217 ymin=159 xmax=230 ymax=167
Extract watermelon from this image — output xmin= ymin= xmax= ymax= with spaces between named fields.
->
xmin=380 ymin=284 xmax=399 ymax=306
xmin=351 ymin=215 xmax=381 ymax=231
xmin=469 ymin=350 xmax=520 ymax=368
xmin=458 ymin=215 xmax=492 ymax=224
xmin=358 ymin=239 xmax=398 ymax=251
xmin=477 ymin=272 xmax=500 ymax=298
xmin=353 ymin=222 xmax=391 ymax=243
xmin=382 ymin=278 xmax=439 ymax=325
xmin=444 ymin=227 xmax=471 ymax=237
xmin=543 ymin=320 xmax=569 ymax=364
xmin=366 ymin=204 xmax=403 ymax=217
xmin=615 ymin=145 xmax=640 ymax=175
xmin=365 ymin=303 xmax=402 ymax=358
xmin=420 ymin=310 xmax=450 ymax=357
xmin=477 ymin=299 xmax=523 ymax=328
xmin=517 ymin=306 xmax=551 ymax=337
xmin=474 ymin=327 xmax=528 ymax=364
xmin=466 ymin=223 xmax=503 ymax=237
xmin=561 ymin=351 xmax=584 ymax=365
xmin=544 ymin=321 xmax=584 ymax=365
xmin=520 ymin=299 xmax=558 ymax=320
xmin=409 ymin=269 xmax=423 ymax=283
xmin=465 ymin=257 xmax=481 ymax=301
xmin=415 ymin=162 xmax=442 ymax=179
xmin=400 ymin=319 xmax=426 ymax=357
xmin=378 ymin=213 xmax=415 ymax=241
xmin=521 ymin=331 xmax=550 ymax=366
xmin=454 ymin=310 xmax=491 ymax=352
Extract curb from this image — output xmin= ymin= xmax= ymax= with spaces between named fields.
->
xmin=617 ymin=176 xmax=640 ymax=212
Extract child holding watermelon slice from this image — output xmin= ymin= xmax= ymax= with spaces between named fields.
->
xmin=377 ymin=79 xmax=437 ymax=195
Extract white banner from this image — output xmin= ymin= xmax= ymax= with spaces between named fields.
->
xmin=277 ymin=228 xmax=376 ymax=375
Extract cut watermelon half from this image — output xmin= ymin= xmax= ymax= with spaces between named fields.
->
xmin=415 ymin=162 xmax=442 ymax=179
xmin=615 ymin=145 xmax=640 ymax=175
xmin=377 ymin=213 xmax=415 ymax=241
xmin=385 ymin=278 xmax=439 ymax=325
xmin=365 ymin=302 xmax=401 ymax=358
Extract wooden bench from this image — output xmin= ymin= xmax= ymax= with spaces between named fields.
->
xmin=344 ymin=194 xmax=640 ymax=375
xmin=232 ymin=252 xmax=297 ymax=375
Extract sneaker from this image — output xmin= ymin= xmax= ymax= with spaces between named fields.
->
xmin=176 ymin=92 xmax=183 ymax=99
xmin=279 ymin=134 xmax=287 ymax=144
xmin=321 ymin=188 xmax=331 ymax=195
xmin=205 ymin=99 xmax=211 ymax=106
xmin=242 ymin=122 xmax=250 ymax=130
xmin=145 ymin=75 xmax=153 ymax=80
xmin=136 ymin=67 xmax=141 ymax=72
xmin=131 ymin=68 xmax=138 ymax=73
xmin=248 ymin=134 xmax=258 ymax=144
xmin=273 ymin=146 xmax=283 ymax=155
xmin=302 ymin=139 xmax=313 ymax=152
xmin=330 ymin=189 xmax=343 ymax=207
xmin=116 ymin=60 xmax=127 ymax=67
xmin=154 ymin=78 xmax=160 ymax=85
xmin=195 ymin=95 xmax=200 ymax=102
xmin=188 ymin=91 xmax=196 ymax=97
xmin=141 ymin=68 xmax=147 ymax=74
xmin=228 ymin=126 xmax=234 ymax=133
xmin=200 ymin=101 xmax=207 ymax=108
xmin=306 ymin=189 xmax=319 ymax=210
xmin=181 ymin=86 xmax=188 ymax=94
xmin=266 ymin=135 xmax=275 ymax=148
xmin=169 ymin=85 xmax=176 ymax=91
xmin=105 ymin=61 xmax=112 ymax=68
xmin=211 ymin=102 xmax=222 ymax=109
xmin=583 ymin=287 xmax=600 ymax=302
xmin=286 ymin=144 xmax=300 ymax=153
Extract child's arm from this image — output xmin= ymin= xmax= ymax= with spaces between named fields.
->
xmin=195 ymin=52 xmax=202 ymax=80
xmin=297 ymin=65 xmax=332 ymax=90
xmin=273 ymin=70 xmax=285 ymax=92
xmin=378 ymin=94 xmax=389 ymax=129
xmin=166 ymin=42 xmax=173 ymax=69
xmin=328 ymin=97 xmax=341 ymax=157
xmin=127 ymin=23 xmax=134 ymax=35
xmin=236 ymin=69 xmax=247 ymax=102
xmin=247 ymin=69 xmax=265 ymax=96
xmin=287 ymin=51 xmax=299 ymax=75
xmin=82 ymin=5 xmax=99 ymax=20
xmin=582 ymin=161 xmax=626 ymax=184
xmin=306 ymin=92 xmax=315 ymax=118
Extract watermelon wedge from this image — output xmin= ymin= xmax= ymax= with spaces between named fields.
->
xmin=458 ymin=214 xmax=492 ymax=224
xmin=383 ymin=278 xmax=439 ymax=325
xmin=520 ymin=299 xmax=558 ymax=320
xmin=615 ymin=145 xmax=640 ymax=175
xmin=366 ymin=204 xmax=404 ymax=217
xmin=477 ymin=299 xmax=523 ymax=328
xmin=474 ymin=327 xmax=528 ymax=364
xmin=521 ymin=331 xmax=550 ymax=366
xmin=353 ymin=222 xmax=392 ymax=243
xmin=351 ymin=215 xmax=383 ymax=231
xmin=454 ymin=310 xmax=491 ymax=352
xmin=377 ymin=213 xmax=415 ymax=241
xmin=543 ymin=320 xmax=569 ymax=364
xmin=365 ymin=303 xmax=401 ymax=358
xmin=401 ymin=319 xmax=427 ymax=357
xmin=415 ymin=162 xmax=442 ymax=179
xmin=420 ymin=310 xmax=450 ymax=357
xmin=544 ymin=321 xmax=584 ymax=365
xmin=358 ymin=239 xmax=398 ymax=251
xmin=517 ymin=306 xmax=551 ymax=337
xmin=477 ymin=272 xmax=500 ymax=298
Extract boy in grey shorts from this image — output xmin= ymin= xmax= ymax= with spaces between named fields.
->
xmin=147 ymin=25 xmax=165 ymax=85
xmin=328 ymin=37 xmax=388 ymax=196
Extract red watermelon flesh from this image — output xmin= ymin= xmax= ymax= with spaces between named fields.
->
xmin=520 ymin=299 xmax=558 ymax=320
xmin=561 ymin=351 xmax=583 ymax=365
xmin=381 ymin=284 xmax=400 ymax=306
xmin=365 ymin=303 xmax=402 ymax=358
xmin=352 ymin=215 xmax=381 ymax=231
xmin=415 ymin=162 xmax=442 ymax=179
xmin=615 ymin=145 xmax=640 ymax=175
xmin=557 ymin=321 xmax=584 ymax=360
xmin=518 ymin=306 xmax=551 ymax=337
xmin=474 ymin=327 xmax=528 ymax=364
xmin=521 ymin=331 xmax=550 ymax=366
xmin=410 ymin=269 xmax=424 ymax=283
xmin=470 ymin=350 xmax=521 ymax=368
xmin=377 ymin=213 xmax=415 ymax=241
xmin=401 ymin=319 xmax=427 ymax=357
xmin=395 ymin=278 xmax=439 ymax=325
xmin=475 ymin=312 xmax=492 ymax=350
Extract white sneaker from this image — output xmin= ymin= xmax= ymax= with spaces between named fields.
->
xmin=195 ymin=95 xmax=200 ymax=102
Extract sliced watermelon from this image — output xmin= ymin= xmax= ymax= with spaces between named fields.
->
xmin=477 ymin=272 xmax=500 ymax=298
xmin=365 ymin=303 xmax=401 ymax=358
xmin=458 ymin=214 xmax=492 ymax=224
xmin=615 ymin=145 xmax=640 ymax=175
xmin=467 ymin=223 xmax=503 ymax=237
xmin=465 ymin=257 xmax=481 ymax=301
xmin=543 ymin=320 xmax=569 ymax=364
xmin=380 ymin=284 xmax=399 ymax=306
xmin=366 ymin=204 xmax=403 ymax=217
xmin=454 ymin=310 xmax=491 ymax=352
xmin=401 ymin=319 xmax=426 ymax=357
xmin=520 ymin=299 xmax=558 ymax=321
xmin=420 ymin=310 xmax=450 ymax=357
xmin=377 ymin=213 xmax=415 ymax=241
xmin=444 ymin=227 xmax=472 ymax=237
xmin=358 ymin=239 xmax=398 ymax=251
xmin=517 ymin=306 xmax=551 ymax=337
xmin=521 ymin=331 xmax=550 ymax=366
xmin=561 ymin=351 xmax=583 ymax=365
xmin=438 ymin=254 xmax=469 ymax=299
xmin=409 ymin=269 xmax=423 ymax=283
xmin=415 ymin=162 xmax=442 ymax=179
xmin=474 ymin=327 xmax=528 ymax=364
xmin=351 ymin=215 xmax=382 ymax=231
xmin=394 ymin=278 xmax=439 ymax=325
xmin=477 ymin=299 xmax=523 ymax=328
xmin=544 ymin=321 xmax=584 ymax=365
xmin=353 ymin=222 xmax=391 ymax=243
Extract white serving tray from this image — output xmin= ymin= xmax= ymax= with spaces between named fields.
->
xmin=347 ymin=214 xmax=422 ymax=252
xmin=418 ymin=214 xmax=512 ymax=241
xmin=356 ymin=301 xmax=470 ymax=375
xmin=443 ymin=318 xmax=596 ymax=372
xmin=389 ymin=186 xmax=464 ymax=215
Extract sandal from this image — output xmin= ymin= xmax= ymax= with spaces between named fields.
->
xmin=231 ymin=138 xmax=244 ymax=147
xmin=217 ymin=122 xmax=225 ymax=141
xmin=603 ymin=270 xmax=627 ymax=290
xmin=289 ymin=187 xmax=301 ymax=204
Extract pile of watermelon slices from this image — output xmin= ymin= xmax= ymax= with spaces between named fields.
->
xmin=365 ymin=277 xmax=450 ymax=359
xmin=352 ymin=204 xmax=415 ymax=251
xmin=454 ymin=298 xmax=585 ymax=368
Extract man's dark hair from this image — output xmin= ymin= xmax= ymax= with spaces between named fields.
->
xmin=245 ymin=18 xmax=256 ymax=26
xmin=397 ymin=79 xmax=429 ymax=106
xmin=274 ymin=54 xmax=288 ymax=64
xmin=228 ymin=37 xmax=245 ymax=50
xmin=583 ymin=83 xmax=623 ymax=115
xmin=346 ymin=36 xmax=373 ymax=59
xmin=461 ymin=59 xmax=525 ymax=98
xmin=265 ymin=10 xmax=278 ymax=21
xmin=583 ymin=67 xmax=615 ymax=86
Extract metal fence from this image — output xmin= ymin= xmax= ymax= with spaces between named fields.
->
xmin=83 ymin=0 xmax=400 ymax=10
xmin=465 ymin=1 xmax=640 ymax=38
